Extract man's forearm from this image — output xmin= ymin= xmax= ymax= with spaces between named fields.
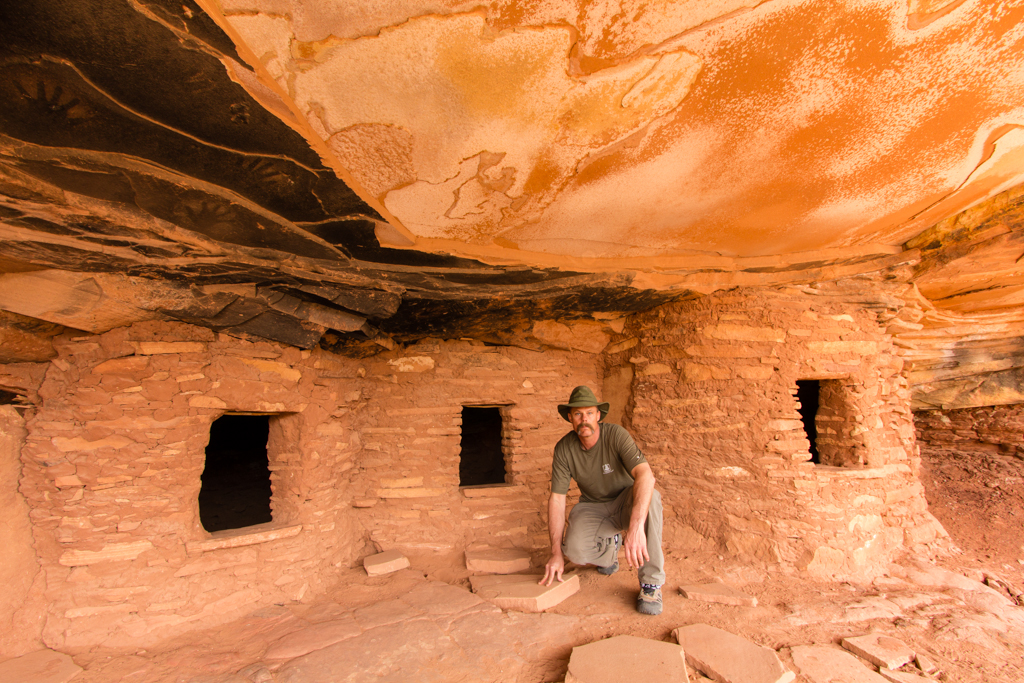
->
xmin=628 ymin=465 xmax=655 ymax=532
xmin=547 ymin=492 xmax=567 ymax=553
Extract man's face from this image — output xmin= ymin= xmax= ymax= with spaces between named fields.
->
xmin=569 ymin=406 xmax=600 ymax=438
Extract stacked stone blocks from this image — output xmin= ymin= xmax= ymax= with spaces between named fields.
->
xmin=16 ymin=321 xmax=592 ymax=649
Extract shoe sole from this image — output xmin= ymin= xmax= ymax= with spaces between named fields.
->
xmin=636 ymin=601 xmax=663 ymax=615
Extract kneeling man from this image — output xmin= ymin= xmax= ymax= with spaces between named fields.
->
xmin=539 ymin=386 xmax=665 ymax=615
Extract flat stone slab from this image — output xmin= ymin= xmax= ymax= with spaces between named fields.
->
xmin=470 ymin=572 xmax=580 ymax=612
xmin=0 ymin=649 xmax=82 ymax=683
xmin=566 ymin=635 xmax=688 ymax=683
xmin=679 ymin=582 xmax=758 ymax=607
xmin=673 ymin=624 xmax=794 ymax=683
xmin=841 ymin=633 xmax=915 ymax=669
xmin=465 ymin=547 xmax=531 ymax=573
xmin=791 ymin=645 xmax=889 ymax=683
xmin=878 ymin=669 xmax=931 ymax=683
xmin=363 ymin=549 xmax=410 ymax=576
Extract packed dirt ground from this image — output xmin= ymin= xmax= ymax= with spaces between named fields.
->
xmin=49 ymin=450 xmax=1023 ymax=683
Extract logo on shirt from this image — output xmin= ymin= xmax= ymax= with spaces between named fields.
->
xmin=602 ymin=463 xmax=613 ymax=475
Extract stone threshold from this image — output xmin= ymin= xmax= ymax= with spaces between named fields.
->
xmin=460 ymin=484 xmax=528 ymax=498
xmin=809 ymin=464 xmax=912 ymax=480
xmin=185 ymin=522 xmax=303 ymax=554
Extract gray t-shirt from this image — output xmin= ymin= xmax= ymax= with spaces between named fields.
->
xmin=551 ymin=423 xmax=647 ymax=503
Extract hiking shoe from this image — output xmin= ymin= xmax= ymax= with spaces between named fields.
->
xmin=597 ymin=534 xmax=620 ymax=575
xmin=636 ymin=586 xmax=663 ymax=615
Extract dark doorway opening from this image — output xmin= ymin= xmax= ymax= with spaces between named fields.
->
xmin=199 ymin=414 xmax=272 ymax=532
xmin=459 ymin=406 xmax=506 ymax=487
xmin=796 ymin=380 xmax=821 ymax=464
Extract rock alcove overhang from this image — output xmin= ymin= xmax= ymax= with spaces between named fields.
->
xmin=0 ymin=0 xmax=695 ymax=354
xmin=0 ymin=0 xmax=882 ymax=350
xmin=0 ymin=0 xmax=1023 ymax=412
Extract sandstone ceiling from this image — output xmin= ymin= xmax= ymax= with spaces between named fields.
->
xmin=1 ymin=0 xmax=1024 ymax=410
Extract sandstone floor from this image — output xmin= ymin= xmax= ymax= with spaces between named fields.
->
xmin=57 ymin=554 xmax=1023 ymax=682
xmin=16 ymin=446 xmax=1024 ymax=683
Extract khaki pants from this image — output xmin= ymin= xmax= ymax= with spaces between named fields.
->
xmin=561 ymin=486 xmax=665 ymax=586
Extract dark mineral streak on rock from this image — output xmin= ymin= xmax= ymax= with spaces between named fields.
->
xmin=0 ymin=0 xmax=696 ymax=353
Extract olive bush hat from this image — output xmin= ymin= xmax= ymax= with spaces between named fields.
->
xmin=557 ymin=385 xmax=610 ymax=422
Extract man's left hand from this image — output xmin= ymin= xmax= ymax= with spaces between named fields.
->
xmin=623 ymin=525 xmax=649 ymax=570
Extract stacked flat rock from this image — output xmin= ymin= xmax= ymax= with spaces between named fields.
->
xmin=565 ymin=635 xmax=688 ymax=683
xmin=840 ymin=633 xmax=915 ymax=670
xmin=0 ymin=649 xmax=82 ymax=683
xmin=465 ymin=548 xmax=532 ymax=573
xmin=363 ymin=549 xmax=410 ymax=576
xmin=470 ymin=572 xmax=580 ymax=612
xmin=678 ymin=582 xmax=758 ymax=606
xmin=673 ymin=624 xmax=794 ymax=683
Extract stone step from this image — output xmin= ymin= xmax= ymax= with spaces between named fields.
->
xmin=465 ymin=547 xmax=532 ymax=573
xmin=470 ymin=572 xmax=579 ymax=612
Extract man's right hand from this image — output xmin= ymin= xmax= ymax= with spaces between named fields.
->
xmin=540 ymin=553 xmax=565 ymax=586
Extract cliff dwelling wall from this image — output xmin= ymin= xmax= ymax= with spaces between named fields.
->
xmin=1 ymin=288 xmax=959 ymax=651
xmin=11 ymin=320 xmax=593 ymax=651
xmin=0 ymin=404 xmax=44 ymax=658
xmin=611 ymin=288 xmax=948 ymax=581
xmin=915 ymin=404 xmax=1024 ymax=459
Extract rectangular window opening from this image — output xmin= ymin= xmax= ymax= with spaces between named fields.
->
xmin=199 ymin=414 xmax=273 ymax=532
xmin=459 ymin=406 xmax=507 ymax=487
xmin=796 ymin=380 xmax=821 ymax=464
xmin=797 ymin=378 xmax=861 ymax=467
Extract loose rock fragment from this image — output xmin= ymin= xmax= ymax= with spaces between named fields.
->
xmin=678 ymin=582 xmax=758 ymax=606
xmin=470 ymin=572 xmax=579 ymax=612
xmin=673 ymin=623 xmax=794 ymax=683
xmin=914 ymin=653 xmax=939 ymax=674
xmin=363 ymin=549 xmax=410 ymax=576
xmin=791 ymin=645 xmax=889 ymax=683
xmin=841 ymin=633 xmax=915 ymax=670
xmin=878 ymin=669 xmax=931 ymax=683
xmin=465 ymin=547 xmax=531 ymax=573
xmin=565 ymin=634 xmax=688 ymax=683
xmin=0 ymin=649 xmax=82 ymax=683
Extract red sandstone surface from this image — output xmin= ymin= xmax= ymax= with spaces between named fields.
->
xmin=2 ymin=2 xmax=1024 ymax=681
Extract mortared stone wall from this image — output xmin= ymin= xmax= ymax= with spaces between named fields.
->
xmin=0 ymin=285 xmax=958 ymax=651
xmin=608 ymin=288 xmax=948 ymax=581
xmin=12 ymin=321 xmax=593 ymax=650
xmin=915 ymin=403 xmax=1024 ymax=459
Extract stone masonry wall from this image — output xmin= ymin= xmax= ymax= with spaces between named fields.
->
xmin=915 ymin=403 xmax=1024 ymax=458
xmin=15 ymin=321 xmax=594 ymax=651
xmin=611 ymin=287 xmax=948 ymax=581
xmin=0 ymin=405 xmax=45 ymax=659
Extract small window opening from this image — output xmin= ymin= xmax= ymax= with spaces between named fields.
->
xmin=199 ymin=414 xmax=272 ymax=532
xmin=459 ymin=406 xmax=506 ymax=486
xmin=796 ymin=380 xmax=821 ymax=464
